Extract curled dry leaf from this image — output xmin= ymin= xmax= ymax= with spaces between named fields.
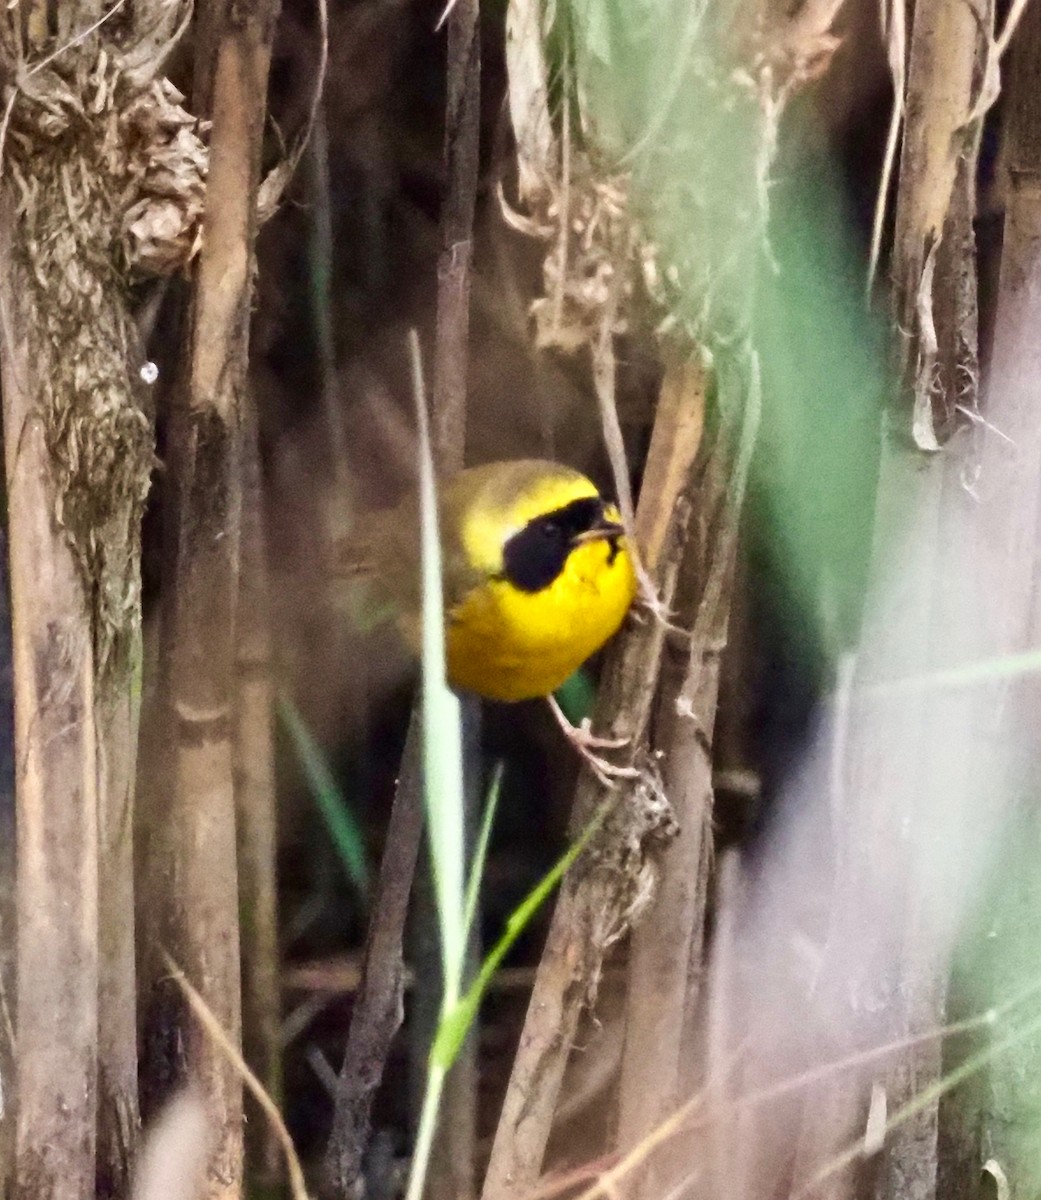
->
xmin=118 ymin=78 xmax=208 ymax=275
xmin=9 ymin=50 xmax=207 ymax=278
xmin=256 ymin=158 xmax=295 ymax=227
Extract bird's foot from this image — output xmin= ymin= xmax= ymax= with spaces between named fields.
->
xmin=547 ymin=695 xmax=639 ymax=788
xmin=632 ymin=568 xmax=688 ymax=638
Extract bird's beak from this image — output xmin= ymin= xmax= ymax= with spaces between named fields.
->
xmin=571 ymin=517 xmax=626 ymax=546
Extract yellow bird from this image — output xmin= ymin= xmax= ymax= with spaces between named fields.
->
xmin=343 ymin=458 xmax=638 ymax=774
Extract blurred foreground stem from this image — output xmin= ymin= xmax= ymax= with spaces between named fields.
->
xmin=974 ymin=1 xmax=1041 ymax=1191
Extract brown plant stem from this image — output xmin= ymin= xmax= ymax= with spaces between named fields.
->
xmin=324 ymin=3 xmax=482 ymax=1185
xmin=323 ymin=717 xmax=424 ymax=1199
xmin=826 ymin=2 xmax=992 ymax=1196
xmin=235 ymin=401 xmax=282 ymax=1188
xmin=140 ymin=3 xmax=279 ymax=1197
xmin=480 ymin=352 xmax=708 ymax=1200
xmin=0 ymin=526 xmax=13 ymax=1198
xmin=0 ymin=188 xmax=100 ymax=1200
xmin=422 ymin=5 xmax=483 ymax=1195
xmin=614 ymin=355 xmax=714 ymax=1193
xmin=0 ymin=3 xmax=196 ymax=1190
xmin=96 ymin=677 xmax=142 ymax=1200
xmin=890 ymin=0 xmax=990 ymax=445
xmin=433 ymin=0 xmax=480 ymax=477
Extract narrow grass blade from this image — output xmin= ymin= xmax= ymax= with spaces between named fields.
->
xmin=404 ymin=328 xmax=468 ymax=1200
xmin=462 ymin=762 xmax=504 ymax=945
xmin=866 ymin=646 xmax=1041 ymax=697
xmin=410 ymin=328 xmax=467 ymax=1003
xmin=277 ymin=694 xmax=370 ymax=901
xmin=433 ymin=797 xmax=613 ymax=1071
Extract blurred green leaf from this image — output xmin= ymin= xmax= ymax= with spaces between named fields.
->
xmin=277 ymin=695 xmax=370 ymax=902
xmin=569 ymin=0 xmax=614 ymax=65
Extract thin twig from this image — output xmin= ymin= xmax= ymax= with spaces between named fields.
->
xmin=323 ymin=714 xmax=424 ymax=1199
xmin=432 ymin=0 xmax=480 ymax=473
xmin=163 ymin=952 xmax=309 ymax=1200
xmin=867 ymin=0 xmax=906 ymax=296
xmin=257 ymin=0 xmax=330 ymax=220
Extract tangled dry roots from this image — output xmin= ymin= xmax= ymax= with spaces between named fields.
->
xmin=5 ymin=43 xmax=206 ymax=669
xmin=502 ymin=157 xmax=663 ymax=354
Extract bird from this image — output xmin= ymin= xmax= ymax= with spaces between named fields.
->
xmin=338 ymin=458 xmax=639 ymax=781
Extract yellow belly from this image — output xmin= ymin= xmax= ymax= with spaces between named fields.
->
xmin=445 ymin=538 xmax=637 ymax=702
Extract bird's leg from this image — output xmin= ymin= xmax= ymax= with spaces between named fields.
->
xmin=546 ymin=694 xmax=640 ymax=788
xmin=547 ymin=694 xmax=628 ymax=749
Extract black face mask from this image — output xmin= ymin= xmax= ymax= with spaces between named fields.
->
xmin=500 ymin=497 xmax=622 ymax=594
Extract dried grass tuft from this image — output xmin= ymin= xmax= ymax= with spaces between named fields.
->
xmin=502 ymin=161 xmax=651 ymax=353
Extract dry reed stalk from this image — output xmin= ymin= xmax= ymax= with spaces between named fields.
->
xmin=433 ymin=0 xmax=480 ymax=477
xmin=815 ymin=1 xmax=995 ymax=1195
xmin=778 ymin=31 xmax=1038 ymax=1183
xmin=234 ymin=402 xmax=282 ymax=1188
xmin=424 ymin=5 xmax=482 ymax=1195
xmin=324 ymin=718 xmax=424 ymax=1199
xmin=635 ymin=350 xmax=759 ymax=1200
xmin=890 ymin=0 xmax=991 ymax=446
xmin=0 ymin=2 xmax=207 ymax=1193
xmin=484 ymin=0 xmax=846 ymax=1190
xmin=0 ymin=532 xmax=12 ymax=1196
xmin=480 ymin=357 xmax=704 ymax=1200
xmin=96 ymin=677 xmax=143 ymax=1198
xmin=615 ymin=355 xmax=721 ymax=1195
xmin=0 ymin=188 xmax=100 ymax=1200
xmin=140 ymin=3 xmax=279 ymax=1197
xmin=326 ymin=6 xmax=481 ymax=1184
xmin=751 ymin=443 xmax=960 ymax=1200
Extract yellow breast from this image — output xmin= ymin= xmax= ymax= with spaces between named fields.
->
xmin=445 ymin=534 xmax=637 ymax=702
